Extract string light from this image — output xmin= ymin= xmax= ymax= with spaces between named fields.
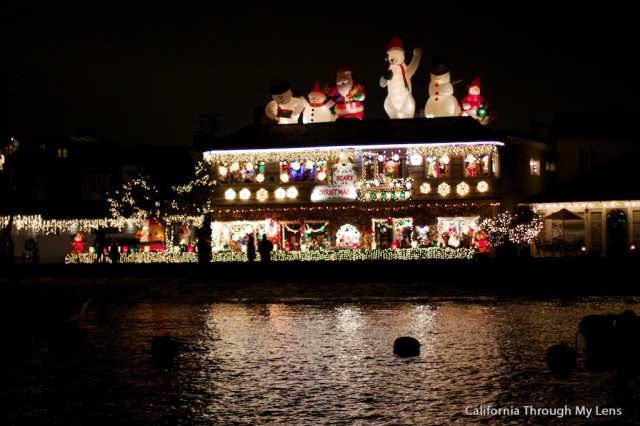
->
xmin=64 ymin=246 xmax=475 ymax=264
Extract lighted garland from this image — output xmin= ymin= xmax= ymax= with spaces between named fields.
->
xmin=65 ymin=246 xmax=475 ymax=264
xmin=204 ymin=150 xmax=353 ymax=166
xmin=1 ymin=200 xmax=499 ymax=237
xmin=283 ymin=222 xmax=329 ymax=234
xmin=204 ymin=145 xmax=498 ymax=166
xmin=357 ymin=178 xmax=413 ymax=202
xmin=0 ymin=214 xmax=135 ymax=235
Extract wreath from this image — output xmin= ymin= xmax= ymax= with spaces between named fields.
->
xmin=607 ymin=209 xmax=626 ymax=228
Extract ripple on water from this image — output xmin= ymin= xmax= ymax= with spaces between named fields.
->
xmin=1 ymin=297 xmax=639 ymax=424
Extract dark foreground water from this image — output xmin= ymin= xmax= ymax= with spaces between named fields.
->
xmin=1 ymin=293 xmax=639 ymax=425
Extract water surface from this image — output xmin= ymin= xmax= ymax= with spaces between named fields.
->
xmin=1 ymin=295 xmax=638 ymax=425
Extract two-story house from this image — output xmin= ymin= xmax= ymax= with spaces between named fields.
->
xmin=202 ymin=116 xmax=509 ymax=254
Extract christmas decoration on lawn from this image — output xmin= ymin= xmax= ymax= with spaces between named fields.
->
xmin=135 ymin=219 xmax=166 ymax=252
xmin=379 ymin=38 xmax=422 ymax=119
xmin=70 ymin=232 xmax=86 ymax=254
xmin=362 ymin=229 xmax=375 ymax=249
xmin=424 ymin=55 xmax=461 ymax=118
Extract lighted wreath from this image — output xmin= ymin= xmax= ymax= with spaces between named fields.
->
xmin=607 ymin=209 xmax=626 ymax=228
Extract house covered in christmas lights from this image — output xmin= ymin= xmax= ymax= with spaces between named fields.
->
xmin=201 ymin=116 xmax=510 ymax=259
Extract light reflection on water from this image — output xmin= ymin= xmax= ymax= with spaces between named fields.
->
xmin=1 ymin=297 xmax=639 ymax=425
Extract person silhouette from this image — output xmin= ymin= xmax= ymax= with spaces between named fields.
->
xmin=247 ymin=234 xmax=256 ymax=262
xmin=109 ymin=239 xmax=121 ymax=263
xmin=258 ymin=234 xmax=274 ymax=262
xmin=94 ymin=226 xmax=108 ymax=263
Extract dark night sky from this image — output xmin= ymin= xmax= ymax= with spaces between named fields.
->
xmin=1 ymin=2 xmax=635 ymax=146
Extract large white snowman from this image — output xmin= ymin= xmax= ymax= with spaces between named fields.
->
xmin=424 ymin=55 xmax=460 ymax=118
xmin=379 ymin=38 xmax=422 ymax=119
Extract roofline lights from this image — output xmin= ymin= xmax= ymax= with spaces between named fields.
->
xmin=203 ymin=140 xmax=504 ymax=157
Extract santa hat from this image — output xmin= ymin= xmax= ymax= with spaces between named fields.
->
xmin=269 ymin=75 xmax=292 ymax=95
xmin=309 ymin=80 xmax=325 ymax=96
xmin=431 ymin=54 xmax=449 ymax=76
xmin=335 ymin=64 xmax=351 ymax=73
xmin=468 ymin=77 xmax=482 ymax=89
xmin=386 ymin=37 xmax=404 ymax=52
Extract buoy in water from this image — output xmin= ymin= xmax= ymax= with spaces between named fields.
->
xmin=546 ymin=344 xmax=577 ymax=378
xmin=393 ymin=336 xmax=421 ymax=357
xmin=152 ymin=335 xmax=181 ymax=359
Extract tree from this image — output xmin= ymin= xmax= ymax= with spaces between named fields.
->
xmin=107 ymin=160 xmax=217 ymax=226
xmin=479 ymin=205 xmax=543 ymax=256
xmin=107 ymin=174 xmax=162 ymax=222
xmin=167 ymin=160 xmax=217 ymax=221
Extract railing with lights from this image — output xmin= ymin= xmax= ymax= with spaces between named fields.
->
xmin=65 ymin=247 xmax=475 ymax=264
xmin=357 ymin=178 xmax=413 ymax=201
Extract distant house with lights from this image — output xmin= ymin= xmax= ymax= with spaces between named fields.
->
xmin=527 ymin=108 xmax=640 ymax=256
xmin=201 ymin=116 xmax=550 ymax=255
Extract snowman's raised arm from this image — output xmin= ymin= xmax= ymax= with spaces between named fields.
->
xmin=406 ymin=47 xmax=422 ymax=78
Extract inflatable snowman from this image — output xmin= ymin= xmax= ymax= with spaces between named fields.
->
xmin=424 ymin=55 xmax=461 ymax=118
xmin=265 ymin=76 xmax=306 ymax=124
xmin=379 ymin=38 xmax=422 ymax=119
xmin=303 ymin=80 xmax=335 ymax=123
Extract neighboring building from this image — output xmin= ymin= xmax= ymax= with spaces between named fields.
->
xmin=0 ymin=134 xmax=200 ymax=262
xmin=0 ymin=135 xmax=122 ymax=218
xmin=549 ymin=107 xmax=635 ymax=183
xmin=1 ymin=135 xmax=201 ymax=218
xmin=501 ymin=131 xmax=557 ymax=211
xmin=526 ymin=108 xmax=639 ymax=256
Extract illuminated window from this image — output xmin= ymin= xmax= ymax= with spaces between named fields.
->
xmin=425 ymin=155 xmax=450 ymax=178
xmin=280 ymin=159 xmax=323 ymax=182
xmin=218 ymin=161 xmax=259 ymax=183
xmin=464 ymin=154 xmax=489 ymax=177
xmin=57 ymin=148 xmax=67 ymax=158
xmin=529 ymin=159 xmax=540 ymax=176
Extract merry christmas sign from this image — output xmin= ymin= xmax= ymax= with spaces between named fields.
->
xmin=311 ymin=185 xmax=357 ymax=201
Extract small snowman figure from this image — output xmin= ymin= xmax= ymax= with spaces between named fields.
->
xmin=303 ymin=80 xmax=335 ymax=123
xmin=424 ymin=55 xmax=461 ymax=118
xmin=265 ymin=76 xmax=306 ymax=124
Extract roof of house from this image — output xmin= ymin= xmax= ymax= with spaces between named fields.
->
xmin=206 ymin=116 xmax=505 ymax=152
